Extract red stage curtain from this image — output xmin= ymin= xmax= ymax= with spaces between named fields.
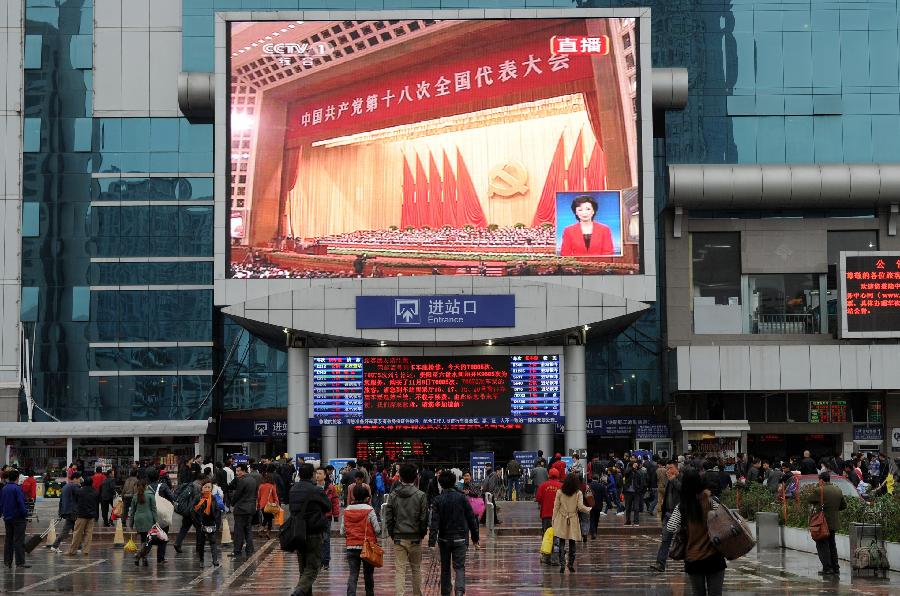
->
xmin=428 ymin=152 xmax=443 ymax=228
xmin=586 ymin=141 xmax=607 ymax=190
xmin=279 ymin=146 xmax=302 ymax=236
xmin=582 ymin=91 xmax=603 ymax=149
xmin=415 ymin=154 xmax=430 ymax=228
xmin=401 ymin=153 xmax=416 ymax=229
xmin=567 ymin=129 xmax=585 ymax=192
xmin=456 ymin=148 xmax=488 ymax=228
xmin=531 ymin=133 xmax=566 ymax=227
xmin=442 ymin=149 xmax=459 ymax=227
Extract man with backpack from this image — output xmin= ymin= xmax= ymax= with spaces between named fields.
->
xmin=385 ymin=464 xmax=429 ymax=596
xmin=172 ymin=475 xmax=202 ymax=554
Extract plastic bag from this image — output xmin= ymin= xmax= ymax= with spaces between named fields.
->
xmin=273 ymin=507 xmax=285 ymax=527
xmin=540 ymin=527 xmax=555 ymax=555
xmin=124 ymin=535 xmax=138 ymax=553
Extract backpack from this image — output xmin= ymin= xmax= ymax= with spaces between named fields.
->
xmin=706 ymin=497 xmax=755 ymax=560
xmin=174 ymin=482 xmax=196 ymax=517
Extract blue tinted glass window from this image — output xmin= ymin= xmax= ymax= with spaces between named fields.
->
xmin=121 ymin=119 xmax=150 ymax=152
xmin=97 ymin=119 xmax=122 ymax=152
xmin=21 ymin=287 xmax=39 ymax=322
xmin=179 ymin=120 xmax=213 ymax=153
xmin=150 ymin=119 xmax=179 ymax=152
xmin=73 ymin=118 xmax=92 ymax=152
xmin=22 ymin=203 xmax=40 ymax=237
xmin=69 ymin=34 xmax=92 ymax=69
xmin=24 ymin=118 xmax=41 ymax=152
xmin=72 ymin=286 xmax=90 ymax=321
xmin=24 ymin=35 xmax=42 ymax=69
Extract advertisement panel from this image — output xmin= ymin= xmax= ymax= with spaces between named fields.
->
xmin=840 ymin=251 xmax=900 ymax=337
xmin=227 ymin=18 xmax=642 ymax=279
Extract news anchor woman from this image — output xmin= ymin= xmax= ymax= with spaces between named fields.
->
xmin=559 ymin=195 xmax=615 ymax=257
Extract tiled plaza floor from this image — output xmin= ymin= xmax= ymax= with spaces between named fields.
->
xmin=0 ymin=527 xmax=896 ymax=595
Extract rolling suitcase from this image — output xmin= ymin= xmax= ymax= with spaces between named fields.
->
xmin=707 ymin=497 xmax=755 ymax=560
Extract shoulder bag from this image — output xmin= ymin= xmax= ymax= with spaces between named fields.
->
xmin=808 ymin=485 xmax=830 ymax=542
xmin=155 ymin=484 xmax=174 ymax=528
xmin=279 ymin=499 xmax=308 ymax=552
xmin=360 ymin=515 xmax=384 ymax=568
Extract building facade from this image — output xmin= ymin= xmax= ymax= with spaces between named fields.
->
xmin=2 ymin=0 xmax=899 ymax=470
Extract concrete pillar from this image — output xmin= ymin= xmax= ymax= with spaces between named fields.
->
xmin=287 ymin=347 xmax=310 ymax=457
xmin=522 ymin=425 xmax=536 ymax=452
xmin=564 ymin=344 xmax=587 ymax=455
xmin=535 ymin=424 xmax=554 ymax=460
xmin=337 ymin=426 xmax=355 ymax=458
xmin=0 ymin=438 xmax=6 ymax=466
xmin=322 ymin=425 xmax=338 ymax=463
xmin=133 ymin=436 xmax=139 ymax=463
xmin=67 ymin=437 xmax=74 ymax=467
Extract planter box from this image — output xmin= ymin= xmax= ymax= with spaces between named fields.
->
xmin=781 ymin=526 xmax=900 ymax=571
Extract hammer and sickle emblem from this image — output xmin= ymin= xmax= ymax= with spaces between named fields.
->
xmin=488 ymin=160 xmax=529 ymax=197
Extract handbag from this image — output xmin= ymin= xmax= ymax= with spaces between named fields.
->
xmin=279 ymin=500 xmax=309 ymax=552
xmin=809 ymin=485 xmax=830 ymax=542
xmin=154 ymin=484 xmax=174 ymax=528
xmin=273 ymin=507 xmax=285 ymax=526
xmin=264 ymin=502 xmax=281 ymax=514
xmin=669 ymin=515 xmax=687 ymax=561
xmin=149 ymin=523 xmax=169 ymax=542
xmin=360 ymin=518 xmax=384 ymax=568
xmin=583 ymin=488 xmax=595 ymax=509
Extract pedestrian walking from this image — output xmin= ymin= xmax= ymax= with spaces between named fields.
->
xmin=67 ymin=474 xmax=100 ymax=557
xmin=172 ymin=474 xmax=202 ymax=554
xmin=665 ymin=468 xmax=727 ymax=596
xmin=342 ymin=485 xmax=380 ymax=596
xmin=0 ymin=470 xmax=29 ymax=569
xmin=650 ymin=461 xmax=681 ymax=572
xmin=191 ymin=480 xmax=224 ymax=567
xmin=48 ymin=473 xmax=81 ymax=552
xmin=146 ymin=468 xmax=173 ymax=563
xmin=623 ymin=458 xmax=645 ymax=526
xmin=100 ymin=468 xmax=117 ymax=526
xmin=315 ymin=466 xmax=340 ymax=570
xmin=506 ymin=458 xmax=522 ymax=500
xmin=385 ymin=464 xmax=429 ymax=596
xmin=289 ymin=463 xmax=332 ymax=596
xmin=428 ymin=470 xmax=480 ymax=596
xmin=121 ymin=471 xmax=139 ymax=526
xmin=805 ymin=471 xmax=846 ymax=576
xmin=229 ymin=463 xmax=259 ymax=558
xmin=129 ymin=480 xmax=157 ymax=567
xmin=257 ymin=471 xmax=280 ymax=540
xmin=552 ymin=473 xmax=592 ymax=573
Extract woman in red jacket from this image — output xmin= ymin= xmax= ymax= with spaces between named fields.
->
xmin=341 ymin=485 xmax=380 ymax=596
xmin=256 ymin=472 xmax=280 ymax=539
xmin=559 ymin=195 xmax=615 ymax=257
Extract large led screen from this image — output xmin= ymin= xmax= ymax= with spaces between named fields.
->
xmin=228 ymin=18 xmax=642 ymax=279
xmin=311 ymin=355 xmax=561 ymax=425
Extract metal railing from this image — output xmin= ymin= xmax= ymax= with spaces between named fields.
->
xmin=753 ymin=312 xmax=815 ymax=334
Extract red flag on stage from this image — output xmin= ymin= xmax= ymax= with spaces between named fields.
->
xmin=456 ymin=148 xmax=488 ymax=228
xmin=567 ymin=129 xmax=585 ymax=192
xmin=441 ymin=149 xmax=459 ymax=228
xmin=400 ymin=154 xmax=416 ymax=229
xmin=531 ymin=132 xmax=566 ymax=227
xmin=586 ymin=141 xmax=607 ymax=190
xmin=415 ymin=154 xmax=430 ymax=228
xmin=428 ymin=152 xmax=443 ymax=228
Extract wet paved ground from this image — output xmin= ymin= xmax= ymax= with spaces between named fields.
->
xmin=1 ymin=526 xmax=897 ymax=594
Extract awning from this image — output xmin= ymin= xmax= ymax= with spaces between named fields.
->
xmin=678 ymin=420 xmax=750 ymax=438
xmin=0 ymin=420 xmax=213 ymax=439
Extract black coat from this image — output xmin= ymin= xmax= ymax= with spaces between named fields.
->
xmin=100 ymin=476 xmax=118 ymax=502
xmin=230 ymin=474 xmax=258 ymax=516
xmin=428 ymin=488 xmax=479 ymax=546
xmin=288 ymin=479 xmax=331 ymax=535
xmin=623 ymin=466 xmax=646 ymax=493
xmin=74 ymin=486 xmax=101 ymax=519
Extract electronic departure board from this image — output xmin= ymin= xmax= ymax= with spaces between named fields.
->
xmin=311 ymin=355 xmax=562 ymax=425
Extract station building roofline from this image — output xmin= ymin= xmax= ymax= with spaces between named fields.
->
xmin=0 ymin=420 xmax=213 ymax=438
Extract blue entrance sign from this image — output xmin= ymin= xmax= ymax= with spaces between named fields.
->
xmin=853 ymin=427 xmax=883 ymax=441
xmin=356 ymin=295 xmax=515 ymax=328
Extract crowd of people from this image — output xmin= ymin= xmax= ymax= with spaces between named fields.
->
xmin=1 ymin=448 xmax=896 ymax=594
xmin=310 ymin=225 xmax=556 ymax=250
